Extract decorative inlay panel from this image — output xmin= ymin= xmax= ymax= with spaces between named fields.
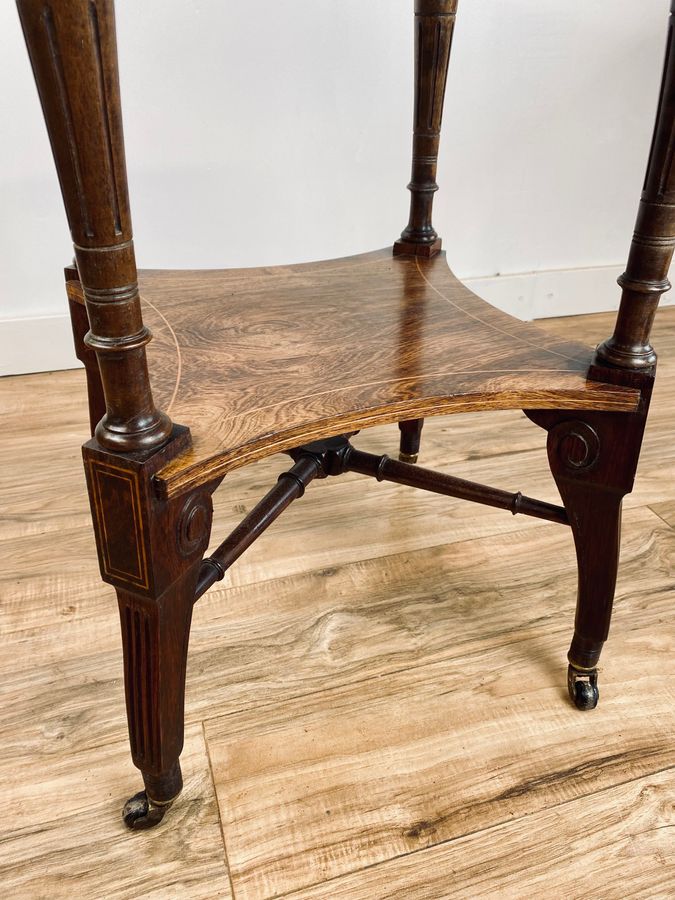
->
xmin=88 ymin=460 xmax=149 ymax=589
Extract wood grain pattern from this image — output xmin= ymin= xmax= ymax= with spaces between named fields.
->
xmin=0 ymin=724 xmax=232 ymax=899
xmin=206 ymin=644 xmax=675 ymax=899
xmin=65 ymin=250 xmax=639 ymax=498
xmin=286 ymin=770 xmax=675 ymax=899
xmin=2 ymin=501 xmax=671 ymax=764
xmin=649 ymin=499 xmax=675 ymax=528
xmin=0 ymin=308 xmax=674 ymax=893
xmin=12 ymin=0 xmax=674 ymax=860
xmin=192 ymin=500 xmax=674 ymax=898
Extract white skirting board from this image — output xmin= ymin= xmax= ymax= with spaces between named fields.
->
xmin=0 ymin=314 xmax=81 ymax=377
xmin=2 ymin=263 xmax=673 ymax=377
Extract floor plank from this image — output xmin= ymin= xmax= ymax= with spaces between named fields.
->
xmin=205 ymin=627 xmax=675 ymax=899
xmin=200 ymin=508 xmax=675 ymax=898
xmin=1 ymin=505 xmax=670 ymax=762
xmin=650 ymin=500 xmax=675 ymax=529
xmin=0 ymin=724 xmax=232 ymax=900
xmin=0 ymin=307 xmax=673 ymax=898
xmin=286 ymin=769 xmax=675 ymax=900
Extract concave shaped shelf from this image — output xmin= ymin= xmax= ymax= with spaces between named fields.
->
xmin=70 ymin=248 xmax=638 ymax=497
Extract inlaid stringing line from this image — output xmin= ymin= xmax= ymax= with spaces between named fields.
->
xmin=415 ymin=257 xmax=588 ymax=365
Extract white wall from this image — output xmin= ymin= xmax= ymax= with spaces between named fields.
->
xmin=1 ymin=1 xmax=671 ymax=374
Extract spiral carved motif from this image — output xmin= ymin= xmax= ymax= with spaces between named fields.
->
xmin=176 ymin=492 xmax=212 ymax=557
xmin=550 ymin=421 xmax=601 ymax=472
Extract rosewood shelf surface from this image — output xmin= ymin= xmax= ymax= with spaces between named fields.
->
xmin=69 ymin=249 xmax=639 ymax=498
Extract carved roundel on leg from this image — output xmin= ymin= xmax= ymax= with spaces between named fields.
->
xmin=548 ymin=421 xmax=601 ymax=472
xmin=176 ymin=492 xmax=213 ymax=557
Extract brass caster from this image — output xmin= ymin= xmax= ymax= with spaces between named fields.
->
xmin=122 ymin=790 xmax=174 ymax=830
xmin=567 ymin=665 xmax=599 ymax=711
xmin=399 ymin=451 xmax=418 ymax=464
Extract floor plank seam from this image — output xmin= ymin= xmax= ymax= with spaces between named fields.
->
xmin=647 ymin=505 xmax=675 ymax=530
xmin=203 ymin=719 xmax=238 ymax=900
xmin=276 ymin=761 xmax=675 ymax=899
xmin=2 ymin=309 xmax=674 ymax=897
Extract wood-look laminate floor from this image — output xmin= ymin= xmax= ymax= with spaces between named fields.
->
xmin=1 ymin=309 xmax=674 ymax=899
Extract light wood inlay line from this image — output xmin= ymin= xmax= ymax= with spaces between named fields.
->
xmin=414 ymin=256 xmax=586 ymax=365
xmin=88 ymin=460 xmax=148 ymax=589
xmin=59 ymin=248 xmax=635 ymax=496
xmin=141 ymin=294 xmax=182 ymax=415
xmin=1 ymin=305 xmax=674 ymax=896
xmin=9 ymin=0 xmax=675 ymax=878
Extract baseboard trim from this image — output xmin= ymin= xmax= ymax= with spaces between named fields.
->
xmin=2 ymin=264 xmax=672 ymax=376
xmin=464 ymin=262 xmax=675 ymax=321
xmin=0 ymin=315 xmax=81 ymax=377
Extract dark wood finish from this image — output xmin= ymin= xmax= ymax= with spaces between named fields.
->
xmin=196 ymin=432 xmax=570 ymax=605
xmin=394 ymin=0 xmax=457 ymax=258
xmin=195 ymin=455 xmax=323 ymax=601
xmin=596 ymin=1 xmax=675 ymax=369
xmin=82 ymin=428 xmax=218 ymax=828
xmin=17 ymin=0 xmax=172 ymax=451
xmin=62 ymin=252 xmax=640 ymax=500
xmin=15 ymin=0 xmax=671 ymax=832
xmin=398 ymin=418 xmax=425 ymax=462
xmin=526 ymin=366 xmax=653 ymax=709
xmin=346 ymin=447 xmax=569 ymax=526
xmin=66 ymin=266 xmax=105 ymax=436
